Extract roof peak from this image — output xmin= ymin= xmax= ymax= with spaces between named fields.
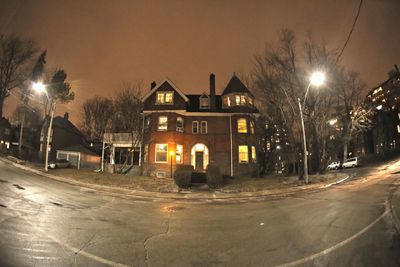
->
xmin=222 ymin=74 xmax=253 ymax=97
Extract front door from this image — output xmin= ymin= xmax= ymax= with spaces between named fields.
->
xmin=195 ymin=151 xmax=204 ymax=171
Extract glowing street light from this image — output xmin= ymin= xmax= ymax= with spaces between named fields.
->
xmin=298 ymin=71 xmax=326 ymax=184
xmin=32 ymin=81 xmax=46 ymax=94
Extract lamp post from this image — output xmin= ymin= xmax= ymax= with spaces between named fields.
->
xmin=299 ymin=72 xmax=326 ymax=184
xmin=169 ymin=151 xmax=174 ymax=178
xmin=33 ymin=81 xmax=55 ymax=173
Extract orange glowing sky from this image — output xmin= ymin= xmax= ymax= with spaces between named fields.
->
xmin=1 ymin=0 xmax=400 ymax=124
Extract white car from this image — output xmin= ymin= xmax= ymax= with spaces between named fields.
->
xmin=327 ymin=161 xmax=341 ymax=170
xmin=342 ymin=157 xmax=359 ymax=168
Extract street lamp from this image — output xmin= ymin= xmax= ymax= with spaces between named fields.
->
xmin=169 ymin=150 xmax=174 ymax=178
xmin=298 ymin=71 xmax=326 ymax=184
xmin=33 ymin=81 xmax=55 ymax=173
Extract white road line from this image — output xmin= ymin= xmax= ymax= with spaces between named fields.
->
xmin=274 ymin=208 xmax=389 ymax=267
xmin=324 ymin=175 xmax=350 ymax=188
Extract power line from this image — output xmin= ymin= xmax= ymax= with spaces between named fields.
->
xmin=336 ymin=0 xmax=364 ymax=64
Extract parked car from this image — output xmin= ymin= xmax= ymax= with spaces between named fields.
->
xmin=48 ymin=159 xmax=71 ymax=169
xmin=327 ymin=161 xmax=341 ymax=170
xmin=342 ymin=157 xmax=360 ymax=168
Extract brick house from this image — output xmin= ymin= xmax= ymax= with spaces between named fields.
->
xmin=141 ymin=73 xmax=259 ymax=178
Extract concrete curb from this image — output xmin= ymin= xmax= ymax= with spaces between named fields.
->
xmin=0 ymin=157 xmax=350 ymax=202
xmin=390 ymin=186 xmax=400 ymax=234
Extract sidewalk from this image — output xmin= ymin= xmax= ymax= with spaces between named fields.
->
xmin=1 ymin=156 xmax=350 ymax=202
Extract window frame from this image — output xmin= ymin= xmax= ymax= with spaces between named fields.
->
xmin=155 ymin=144 xmax=168 ymax=163
xmin=176 ymin=117 xmax=184 ymax=132
xmin=143 ymin=144 xmax=149 ymax=163
xmin=176 ymin=144 xmax=183 ymax=164
xmin=251 ymin=146 xmax=256 ymax=162
xmin=200 ymin=95 xmax=210 ymax=109
xmin=237 ymin=118 xmax=247 ymax=133
xmin=192 ymin=121 xmax=199 ymax=134
xmin=156 ymin=91 xmax=174 ymax=105
xmin=157 ymin=116 xmax=168 ymax=131
xmin=201 ymin=121 xmax=208 ymax=134
xmin=238 ymin=145 xmax=249 ymax=163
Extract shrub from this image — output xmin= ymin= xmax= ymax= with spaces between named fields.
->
xmin=206 ymin=165 xmax=223 ymax=189
xmin=173 ymin=165 xmax=193 ymax=188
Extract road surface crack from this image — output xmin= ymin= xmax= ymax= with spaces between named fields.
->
xmin=143 ymin=211 xmax=172 ymax=267
xmin=74 ymin=234 xmax=97 ymax=263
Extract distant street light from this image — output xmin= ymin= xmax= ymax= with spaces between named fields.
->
xmin=169 ymin=151 xmax=174 ymax=178
xmin=298 ymin=71 xmax=326 ymax=184
xmin=34 ymin=82 xmax=55 ymax=173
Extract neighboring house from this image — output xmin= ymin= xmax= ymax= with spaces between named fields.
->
xmin=39 ymin=113 xmax=90 ymax=161
xmin=0 ymin=117 xmax=12 ymax=153
xmin=57 ymin=145 xmax=101 ymax=169
xmin=142 ymin=73 xmax=259 ymax=178
xmin=363 ymin=65 xmax=400 ymax=155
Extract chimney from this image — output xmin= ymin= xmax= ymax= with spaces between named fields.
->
xmin=151 ymin=81 xmax=157 ymax=90
xmin=63 ymin=112 xmax=69 ymax=121
xmin=210 ymin=73 xmax=216 ymax=111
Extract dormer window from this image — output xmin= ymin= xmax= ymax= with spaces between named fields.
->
xmin=200 ymin=94 xmax=209 ymax=109
xmin=156 ymin=92 xmax=174 ymax=104
xmin=241 ymin=95 xmax=246 ymax=105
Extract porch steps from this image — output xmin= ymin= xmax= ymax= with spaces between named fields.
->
xmin=191 ymin=172 xmax=207 ymax=183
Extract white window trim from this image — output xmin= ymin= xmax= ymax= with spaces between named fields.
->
xmin=157 ymin=116 xmax=168 ymax=131
xmin=192 ymin=121 xmax=199 ymax=134
xmin=201 ymin=121 xmax=208 ymax=134
xmin=156 ymin=91 xmax=174 ymax=105
xmin=176 ymin=144 xmax=183 ymax=164
xmin=155 ymin=144 xmax=168 ymax=163
xmin=200 ymin=95 xmax=210 ymax=109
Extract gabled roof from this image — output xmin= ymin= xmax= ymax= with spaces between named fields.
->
xmin=187 ymin=95 xmax=223 ymax=112
xmin=142 ymin=78 xmax=189 ymax=102
xmin=58 ymin=145 xmax=100 ymax=156
xmin=222 ymin=74 xmax=254 ymax=97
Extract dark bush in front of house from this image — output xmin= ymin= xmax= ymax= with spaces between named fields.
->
xmin=173 ymin=165 xmax=193 ymax=188
xmin=206 ymin=165 xmax=223 ymax=189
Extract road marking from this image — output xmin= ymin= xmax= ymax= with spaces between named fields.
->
xmin=324 ymin=175 xmax=350 ymax=188
xmin=274 ymin=207 xmax=389 ymax=267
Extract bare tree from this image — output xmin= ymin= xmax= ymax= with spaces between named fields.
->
xmin=80 ymin=96 xmax=114 ymax=142
xmin=0 ymin=34 xmax=38 ymax=118
xmin=112 ymin=82 xmax=143 ymax=165
xmin=11 ymin=105 xmax=43 ymax=129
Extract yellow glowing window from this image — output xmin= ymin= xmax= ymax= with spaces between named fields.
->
xmin=176 ymin=145 xmax=183 ymax=164
xmin=158 ymin=116 xmax=168 ymax=131
xmin=155 ymin=144 xmax=168 ymax=163
xmin=252 ymin=146 xmax=256 ymax=162
xmin=156 ymin=92 xmax=173 ymax=104
xmin=235 ymin=95 xmax=240 ymax=105
xmin=239 ymin=145 xmax=249 ymax=163
xmin=241 ymin=95 xmax=246 ymax=105
xmin=237 ymin=118 xmax=247 ymax=133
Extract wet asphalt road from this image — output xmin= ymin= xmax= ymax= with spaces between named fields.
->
xmin=0 ymin=160 xmax=400 ymax=267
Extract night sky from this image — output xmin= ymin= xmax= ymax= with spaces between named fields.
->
xmin=1 ymin=0 xmax=400 ymax=124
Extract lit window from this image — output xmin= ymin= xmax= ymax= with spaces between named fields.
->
xmin=192 ymin=121 xmax=199 ymax=134
xmin=155 ymin=144 xmax=168 ymax=163
xmin=145 ymin=117 xmax=151 ymax=129
xmin=248 ymin=98 xmax=253 ymax=105
xmin=176 ymin=145 xmax=183 ymax=164
xmin=236 ymin=95 xmax=240 ymax=105
xmin=143 ymin=144 xmax=149 ymax=163
xmin=241 ymin=95 xmax=246 ymax=105
xmin=223 ymin=96 xmax=231 ymax=107
xmin=158 ymin=116 xmax=168 ymax=131
xmin=201 ymin=121 xmax=207 ymax=134
xmin=238 ymin=145 xmax=249 ymax=163
xmin=250 ymin=120 xmax=255 ymax=134
xmin=237 ymin=118 xmax=247 ymax=133
xmin=252 ymin=146 xmax=256 ymax=162
xmin=156 ymin=92 xmax=174 ymax=104
xmin=176 ymin=117 xmax=184 ymax=132
xmin=200 ymin=95 xmax=209 ymax=109
xmin=397 ymin=125 xmax=400 ymax=133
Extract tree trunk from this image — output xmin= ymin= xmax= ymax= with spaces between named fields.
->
xmin=18 ymin=112 xmax=26 ymax=159
xmin=343 ymin=139 xmax=348 ymax=161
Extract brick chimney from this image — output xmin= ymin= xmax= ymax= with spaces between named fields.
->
xmin=151 ymin=81 xmax=157 ymax=90
xmin=210 ymin=73 xmax=216 ymax=111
